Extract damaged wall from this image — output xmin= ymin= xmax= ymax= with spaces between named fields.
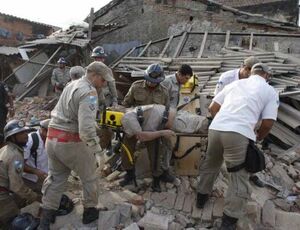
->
xmin=0 ymin=13 xmax=57 ymax=47
xmin=92 ymin=0 xmax=300 ymax=61
xmin=215 ymin=0 xmax=299 ymax=25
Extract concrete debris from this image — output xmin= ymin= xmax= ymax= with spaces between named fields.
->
xmin=137 ymin=212 xmax=171 ymax=230
xmin=123 ymin=223 xmax=139 ymax=230
xmin=98 ymin=210 xmax=120 ymax=230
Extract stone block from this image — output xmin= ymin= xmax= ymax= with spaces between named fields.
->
xmin=98 ymin=210 xmax=120 ymax=230
xmin=213 ymin=198 xmax=224 ymax=218
xmin=201 ymin=199 xmax=214 ymax=222
xmin=275 ymin=210 xmax=300 ymax=230
xmin=262 ymin=200 xmax=275 ymax=227
xmin=169 ymin=222 xmax=183 ymax=230
xmin=174 ymin=192 xmax=185 ymax=211
xmin=116 ymin=203 xmax=132 ymax=224
xmin=182 ymin=194 xmax=195 ymax=213
xmin=124 ymin=223 xmax=139 ymax=230
xmin=138 ymin=212 xmax=170 ymax=230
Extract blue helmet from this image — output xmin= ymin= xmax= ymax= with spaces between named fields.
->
xmin=91 ymin=46 xmax=107 ymax=58
xmin=4 ymin=119 xmax=31 ymax=141
xmin=144 ymin=63 xmax=165 ymax=83
xmin=57 ymin=57 xmax=67 ymax=64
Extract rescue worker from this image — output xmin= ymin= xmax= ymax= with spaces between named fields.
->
xmin=91 ymin=46 xmax=116 ymax=151
xmin=121 ymin=104 xmax=208 ymax=192
xmin=69 ymin=66 xmax=85 ymax=81
xmin=51 ymin=57 xmax=70 ymax=96
xmin=0 ymin=81 xmax=14 ymax=148
xmin=197 ymin=63 xmax=279 ymax=229
xmin=214 ymin=56 xmax=259 ymax=95
xmin=0 ymin=120 xmax=41 ymax=229
xmin=23 ymin=119 xmax=50 ymax=193
xmin=91 ymin=46 xmax=118 ymax=107
xmin=161 ymin=64 xmax=193 ymax=108
xmin=121 ymin=63 xmax=173 ymax=191
xmin=39 ymin=61 xmax=113 ymax=229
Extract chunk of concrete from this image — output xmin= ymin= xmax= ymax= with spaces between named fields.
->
xmin=116 ymin=203 xmax=132 ymax=224
xmin=20 ymin=201 xmax=40 ymax=217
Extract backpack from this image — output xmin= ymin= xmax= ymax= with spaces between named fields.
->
xmin=30 ymin=132 xmax=39 ymax=168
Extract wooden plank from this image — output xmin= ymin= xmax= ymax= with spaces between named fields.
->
xmin=249 ymin=32 xmax=254 ymax=50
xmin=88 ymin=8 xmax=95 ymax=39
xmin=224 ymin=30 xmax=230 ymax=48
xmin=159 ymin=35 xmax=174 ymax=58
xmin=173 ymin=32 xmax=188 ymax=58
xmin=197 ymin=31 xmax=208 ymax=58
xmin=138 ymin=41 xmax=152 ymax=57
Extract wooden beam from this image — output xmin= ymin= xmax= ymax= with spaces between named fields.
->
xmin=88 ymin=8 xmax=95 ymax=40
xmin=173 ymin=26 xmax=192 ymax=58
xmin=159 ymin=35 xmax=174 ymax=58
xmin=138 ymin=41 xmax=152 ymax=57
xmin=224 ymin=30 xmax=230 ymax=48
xmin=110 ymin=47 xmax=136 ymax=69
xmin=249 ymin=32 xmax=254 ymax=50
xmin=197 ymin=31 xmax=208 ymax=58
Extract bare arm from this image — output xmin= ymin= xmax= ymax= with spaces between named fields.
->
xmin=208 ymin=101 xmax=221 ymax=118
xmin=24 ymin=163 xmax=47 ymax=181
xmin=136 ymin=130 xmax=175 ymax=142
xmin=256 ymin=119 xmax=274 ymax=141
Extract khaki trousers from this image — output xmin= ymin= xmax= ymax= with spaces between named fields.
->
xmin=197 ymin=130 xmax=252 ymax=219
xmin=42 ymin=140 xmax=99 ymax=210
xmin=121 ymin=135 xmax=165 ymax=177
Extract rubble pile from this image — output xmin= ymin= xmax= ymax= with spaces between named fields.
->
xmin=13 ymin=96 xmax=54 ymax=123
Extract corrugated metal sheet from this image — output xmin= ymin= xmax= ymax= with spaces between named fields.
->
xmin=0 ymin=46 xmax=19 ymax=55
xmin=19 ymin=37 xmax=90 ymax=48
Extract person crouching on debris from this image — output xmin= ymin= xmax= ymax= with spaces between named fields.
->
xmin=214 ymin=56 xmax=260 ymax=95
xmin=22 ymin=119 xmax=50 ymax=193
xmin=39 ymin=61 xmax=114 ymax=229
xmin=120 ymin=104 xmax=209 ymax=192
xmin=51 ymin=57 xmax=70 ymax=97
xmin=196 ymin=63 xmax=278 ymax=230
xmin=70 ymin=66 xmax=85 ymax=81
xmin=0 ymin=120 xmax=41 ymax=229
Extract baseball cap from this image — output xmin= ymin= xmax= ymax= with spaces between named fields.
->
xmin=243 ymin=56 xmax=260 ymax=68
xmin=251 ymin=63 xmax=272 ymax=75
xmin=86 ymin=61 xmax=114 ymax=82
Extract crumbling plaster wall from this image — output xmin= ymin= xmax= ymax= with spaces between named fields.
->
xmin=94 ymin=0 xmax=299 ymax=59
xmin=237 ymin=0 xmax=299 ymax=25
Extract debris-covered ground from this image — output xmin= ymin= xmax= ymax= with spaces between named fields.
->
xmin=14 ymin=97 xmax=300 ymax=230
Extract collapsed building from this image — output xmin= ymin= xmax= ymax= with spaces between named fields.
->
xmin=2 ymin=0 xmax=300 ymax=229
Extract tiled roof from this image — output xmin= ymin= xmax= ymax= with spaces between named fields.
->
xmin=214 ymin=0 xmax=283 ymax=8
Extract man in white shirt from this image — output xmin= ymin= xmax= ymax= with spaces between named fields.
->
xmin=197 ymin=63 xmax=279 ymax=229
xmin=23 ymin=119 xmax=50 ymax=193
xmin=214 ymin=56 xmax=259 ymax=95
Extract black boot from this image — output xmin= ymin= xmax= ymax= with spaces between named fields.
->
xmin=82 ymin=207 xmax=99 ymax=224
xmin=249 ymin=175 xmax=264 ymax=188
xmin=220 ymin=213 xmax=238 ymax=230
xmin=119 ymin=169 xmax=136 ymax=187
xmin=38 ymin=208 xmax=57 ymax=230
xmin=159 ymin=170 xmax=175 ymax=183
xmin=196 ymin=193 xmax=209 ymax=209
xmin=152 ymin=177 xmax=161 ymax=192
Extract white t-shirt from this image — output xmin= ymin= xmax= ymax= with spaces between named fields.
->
xmin=210 ymin=75 xmax=279 ymax=141
xmin=23 ymin=130 xmax=48 ymax=182
xmin=214 ymin=69 xmax=240 ymax=95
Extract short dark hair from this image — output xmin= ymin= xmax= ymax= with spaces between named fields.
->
xmin=178 ymin=64 xmax=193 ymax=76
